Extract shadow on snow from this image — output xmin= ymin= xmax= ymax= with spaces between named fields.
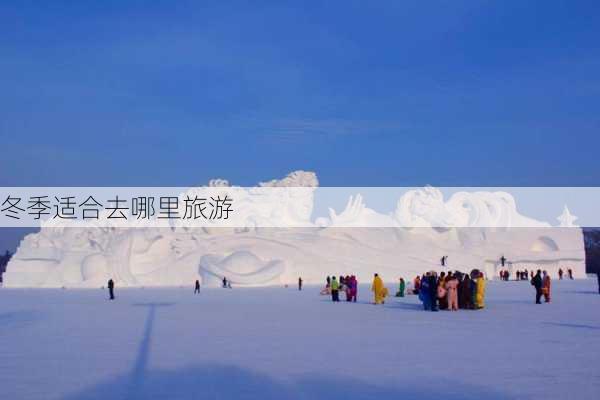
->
xmin=61 ymin=302 xmax=515 ymax=400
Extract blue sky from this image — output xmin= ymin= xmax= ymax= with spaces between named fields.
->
xmin=1 ymin=0 xmax=599 ymax=188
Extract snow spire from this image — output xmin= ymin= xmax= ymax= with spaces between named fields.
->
xmin=557 ymin=205 xmax=578 ymax=227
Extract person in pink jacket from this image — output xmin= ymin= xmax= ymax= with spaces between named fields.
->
xmin=445 ymin=273 xmax=459 ymax=311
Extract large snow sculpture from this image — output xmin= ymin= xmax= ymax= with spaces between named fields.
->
xmin=3 ymin=171 xmax=587 ymax=287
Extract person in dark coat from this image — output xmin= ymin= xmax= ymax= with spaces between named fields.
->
xmin=222 ymin=277 xmax=228 ymax=288
xmin=568 ymin=269 xmax=573 ymax=279
xmin=456 ymin=272 xmax=463 ymax=306
xmin=469 ymin=271 xmax=478 ymax=308
xmin=194 ymin=280 xmax=200 ymax=294
xmin=458 ymin=274 xmax=470 ymax=309
xmin=558 ymin=268 xmax=563 ymax=280
xmin=428 ymin=273 xmax=439 ymax=311
xmin=107 ymin=279 xmax=115 ymax=300
xmin=298 ymin=277 xmax=303 ymax=291
xmin=531 ymin=270 xmax=543 ymax=304
xmin=326 ymin=276 xmax=331 ymax=288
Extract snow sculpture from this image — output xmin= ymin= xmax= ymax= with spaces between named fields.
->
xmin=199 ymin=251 xmax=285 ymax=286
xmin=3 ymin=171 xmax=587 ymax=287
xmin=557 ymin=205 xmax=578 ymax=228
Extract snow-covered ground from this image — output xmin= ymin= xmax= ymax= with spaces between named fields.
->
xmin=1 ymin=279 xmax=599 ymax=400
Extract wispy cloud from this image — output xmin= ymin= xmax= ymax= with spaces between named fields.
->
xmin=224 ymin=115 xmax=410 ymax=143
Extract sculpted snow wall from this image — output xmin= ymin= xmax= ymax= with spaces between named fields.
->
xmin=3 ymin=171 xmax=586 ymax=287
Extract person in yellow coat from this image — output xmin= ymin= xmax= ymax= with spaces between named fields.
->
xmin=475 ymin=272 xmax=486 ymax=309
xmin=372 ymin=273 xmax=388 ymax=304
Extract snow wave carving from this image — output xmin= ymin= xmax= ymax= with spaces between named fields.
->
xmin=393 ymin=187 xmax=548 ymax=228
xmin=199 ymin=251 xmax=285 ymax=287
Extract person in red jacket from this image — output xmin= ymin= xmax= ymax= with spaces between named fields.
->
xmin=542 ymin=271 xmax=551 ymax=303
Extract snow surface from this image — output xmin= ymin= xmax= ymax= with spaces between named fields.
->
xmin=1 ymin=279 xmax=599 ymax=400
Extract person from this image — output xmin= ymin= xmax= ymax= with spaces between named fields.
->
xmin=331 ymin=276 xmax=339 ymax=302
xmin=419 ymin=273 xmax=430 ymax=310
xmin=371 ymin=273 xmax=387 ymax=305
xmin=194 ymin=280 xmax=200 ymax=294
xmin=437 ymin=272 xmax=447 ymax=310
xmin=320 ymin=280 xmax=331 ymax=296
xmin=445 ymin=273 xmax=459 ymax=311
xmin=298 ymin=277 xmax=303 ymax=291
xmin=558 ymin=268 xmax=563 ymax=280
xmin=542 ymin=271 xmax=551 ymax=303
xmin=568 ymin=268 xmax=573 ymax=279
xmin=413 ymin=276 xmax=421 ymax=294
xmin=342 ymin=275 xmax=349 ymax=301
xmin=516 ymin=270 xmax=521 ymax=281
xmin=475 ymin=272 xmax=486 ymax=309
xmin=107 ymin=278 xmax=115 ymax=300
xmin=326 ymin=276 xmax=331 ymax=288
xmin=349 ymin=275 xmax=358 ymax=302
xmin=422 ymin=272 xmax=438 ymax=311
xmin=531 ymin=270 xmax=543 ymax=304
xmin=430 ymin=272 xmax=439 ymax=311
xmin=459 ymin=274 xmax=472 ymax=309
xmin=501 ymin=255 xmax=506 ymax=267
xmin=597 ymin=271 xmax=600 ymax=294
xmin=396 ymin=278 xmax=405 ymax=297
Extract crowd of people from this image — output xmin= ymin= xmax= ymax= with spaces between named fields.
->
xmin=410 ymin=270 xmax=486 ymax=311
xmin=102 ymin=265 xmax=597 ymax=304
xmin=321 ymin=275 xmax=359 ymax=302
xmin=498 ymin=268 xmax=574 ymax=281
xmin=320 ymin=270 xmax=487 ymax=310
xmin=320 ymin=274 xmax=391 ymax=304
